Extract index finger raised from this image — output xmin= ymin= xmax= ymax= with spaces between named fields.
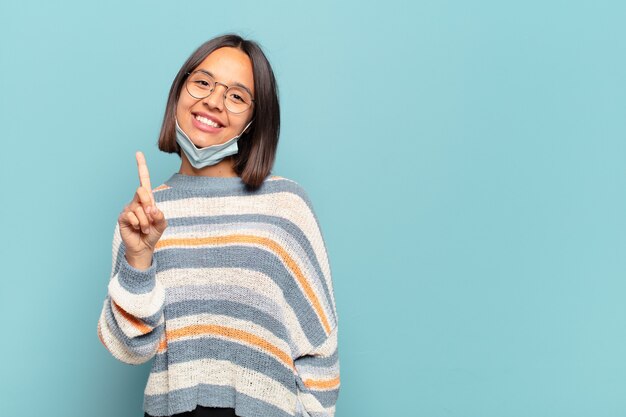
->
xmin=135 ymin=151 xmax=154 ymax=204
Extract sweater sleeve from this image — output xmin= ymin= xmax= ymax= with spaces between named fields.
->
xmin=287 ymin=184 xmax=341 ymax=417
xmin=294 ymin=326 xmax=340 ymax=417
xmin=97 ymin=223 xmax=166 ymax=365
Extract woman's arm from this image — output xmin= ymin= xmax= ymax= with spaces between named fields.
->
xmin=294 ymin=326 xmax=340 ymax=417
xmin=283 ymin=182 xmax=340 ymax=416
xmin=97 ymin=223 xmax=166 ymax=365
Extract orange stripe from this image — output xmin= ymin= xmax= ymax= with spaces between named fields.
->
xmin=157 ymin=337 xmax=167 ymax=353
xmin=154 ymin=184 xmax=170 ymax=192
xmin=112 ymin=300 xmax=152 ymax=335
xmin=166 ymin=324 xmax=294 ymax=369
xmin=303 ymin=376 xmax=340 ymax=390
xmin=155 ymin=234 xmax=332 ymax=335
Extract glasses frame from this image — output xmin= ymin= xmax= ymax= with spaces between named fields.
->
xmin=184 ymin=70 xmax=255 ymax=114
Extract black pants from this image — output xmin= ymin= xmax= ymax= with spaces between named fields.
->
xmin=145 ymin=406 xmax=238 ymax=417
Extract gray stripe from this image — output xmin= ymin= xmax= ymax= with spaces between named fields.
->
xmin=159 ymin=175 xmax=311 ymax=208
xmin=144 ymin=383 xmax=295 ymax=417
xmin=165 ymin=298 xmax=291 ymax=344
xmin=166 ymin=284 xmax=283 ymax=324
xmin=112 ymin=241 xmax=157 ymax=295
xmin=140 ymin=309 xmax=163 ymax=328
xmin=303 ymin=388 xmax=339 ymax=409
xmin=151 ymin=349 xmax=168 ymax=373
xmin=152 ymin=337 xmax=296 ymax=390
xmin=154 ymin=246 xmax=327 ymax=347
xmin=103 ymin=295 xmax=163 ymax=357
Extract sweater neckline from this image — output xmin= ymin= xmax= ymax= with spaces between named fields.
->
xmin=164 ymin=172 xmax=245 ymax=191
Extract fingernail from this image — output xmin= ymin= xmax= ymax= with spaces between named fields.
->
xmin=143 ymin=227 xmax=150 ymax=234
xmin=145 ymin=206 xmax=152 ymax=214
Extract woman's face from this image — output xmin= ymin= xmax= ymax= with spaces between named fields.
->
xmin=176 ymin=47 xmax=255 ymax=148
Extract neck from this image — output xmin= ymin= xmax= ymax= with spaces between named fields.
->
xmin=179 ymin=152 xmax=238 ymax=177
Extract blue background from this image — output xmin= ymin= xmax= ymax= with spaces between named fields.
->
xmin=1 ymin=0 xmax=625 ymax=416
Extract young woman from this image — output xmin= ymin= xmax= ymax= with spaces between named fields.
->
xmin=96 ymin=34 xmax=340 ymax=417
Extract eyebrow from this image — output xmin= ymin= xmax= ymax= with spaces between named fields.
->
xmin=197 ymin=69 xmax=254 ymax=97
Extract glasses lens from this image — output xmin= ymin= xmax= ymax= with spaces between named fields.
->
xmin=186 ymin=71 xmax=214 ymax=99
xmin=225 ymin=87 xmax=253 ymax=114
xmin=186 ymin=71 xmax=253 ymax=113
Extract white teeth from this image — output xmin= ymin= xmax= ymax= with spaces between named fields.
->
xmin=195 ymin=115 xmax=220 ymax=128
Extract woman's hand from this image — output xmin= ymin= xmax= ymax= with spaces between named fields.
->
xmin=118 ymin=151 xmax=168 ymax=269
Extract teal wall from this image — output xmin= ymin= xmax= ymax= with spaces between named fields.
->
xmin=1 ymin=0 xmax=625 ymax=416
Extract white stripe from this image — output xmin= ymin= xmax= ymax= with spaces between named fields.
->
xmin=159 ymin=267 xmax=285 ymax=303
xmin=110 ymin=223 xmax=122 ymax=277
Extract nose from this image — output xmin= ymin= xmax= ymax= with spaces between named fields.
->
xmin=203 ymin=83 xmax=227 ymax=111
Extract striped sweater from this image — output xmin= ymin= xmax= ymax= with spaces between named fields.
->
xmin=97 ymin=173 xmax=339 ymax=417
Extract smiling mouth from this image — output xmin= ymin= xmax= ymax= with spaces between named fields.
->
xmin=194 ymin=114 xmax=223 ymax=128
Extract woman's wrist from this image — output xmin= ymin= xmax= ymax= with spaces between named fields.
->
xmin=125 ymin=252 xmax=153 ymax=270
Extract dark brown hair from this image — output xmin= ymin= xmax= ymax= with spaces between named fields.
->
xmin=158 ymin=34 xmax=280 ymax=191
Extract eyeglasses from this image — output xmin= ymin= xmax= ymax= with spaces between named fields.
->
xmin=185 ymin=70 xmax=255 ymax=114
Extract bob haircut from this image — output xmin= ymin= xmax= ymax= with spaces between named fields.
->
xmin=158 ymin=34 xmax=280 ymax=191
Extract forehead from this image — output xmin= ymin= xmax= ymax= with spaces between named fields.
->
xmin=193 ymin=47 xmax=254 ymax=95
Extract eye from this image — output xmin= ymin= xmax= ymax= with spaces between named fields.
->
xmin=227 ymin=89 xmax=250 ymax=103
